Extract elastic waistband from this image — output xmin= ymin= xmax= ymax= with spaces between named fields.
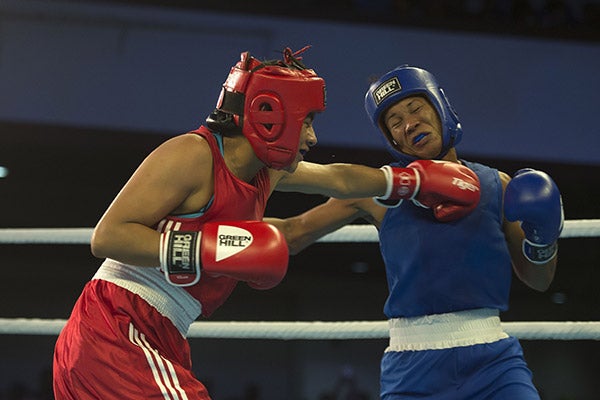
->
xmin=386 ymin=308 xmax=508 ymax=352
xmin=93 ymin=259 xmax=201 ymax=337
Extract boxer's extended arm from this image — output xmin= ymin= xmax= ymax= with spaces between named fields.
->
xmin=273 ymin=161 xmax=388 ymax=198
xmin=266 ymin=197 xmax=381 ymax=255
xmin=273 ymin=160 xmax=480 ymax=222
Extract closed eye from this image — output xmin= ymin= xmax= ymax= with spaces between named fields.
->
xmin=386 ymin=114 xmax=403 ymax=129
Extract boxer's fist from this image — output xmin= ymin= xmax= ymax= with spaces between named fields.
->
xmin=160 ymin=221 xmax=289 ymax=289
xmin=504 ymin=168 xmax=563 ymax=264
xmin=375 ymin=160 xmax=481 ymax=222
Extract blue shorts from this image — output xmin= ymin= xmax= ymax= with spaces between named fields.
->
xmin=380 ymin=337 xmax=540 ymax=400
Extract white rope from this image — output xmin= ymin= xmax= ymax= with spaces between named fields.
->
xmin=0 ymin=219 xmax=599 ymax=244
xmin=1 ymin=318 xmax=599 ymax=340
xmin=1 ymin=221 xmax=598 ymax=341
xmin=0 ymin=227 xmax=93 ymax=244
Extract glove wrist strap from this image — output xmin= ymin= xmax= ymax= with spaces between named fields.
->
xmin=377 ymin=166 xmax=394 ymax=200
xmin=375 ymin=165 xmax=419 ymax=201
xmin=522 ymin=239 xmax=558 ymax=265
xmin=160 ymin=231 xmax=202 ymax=287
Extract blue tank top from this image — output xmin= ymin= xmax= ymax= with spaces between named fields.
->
xmin=379 ymin=160 xmax=512 ymax=318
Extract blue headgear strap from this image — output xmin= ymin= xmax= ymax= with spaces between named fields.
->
xmin=364 ymin=65 xmax=462 ymax=166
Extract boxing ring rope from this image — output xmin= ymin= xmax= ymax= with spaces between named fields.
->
xmin=1 ymin=318 xmax=599 ymax=340
xmin=0 ymin=219 xmax=599 ymax=244
xmin=1 ymin=219 xmax=599 ymax=340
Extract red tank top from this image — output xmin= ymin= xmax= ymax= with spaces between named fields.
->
xmin=156 ymin=127 xmax=271 ymax=317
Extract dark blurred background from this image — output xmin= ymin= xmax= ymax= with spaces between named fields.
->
xmin=1 ymin=1 xmax=599 ymax=399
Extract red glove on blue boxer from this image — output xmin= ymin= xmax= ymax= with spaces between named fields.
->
xmin=504 ymin=168 xmax=564 ymax=264
xmin=375 ymin=160 xmax=481 ymax=222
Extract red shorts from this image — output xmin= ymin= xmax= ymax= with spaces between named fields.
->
xmin=53 ymin=279 xmax=210 ymax=400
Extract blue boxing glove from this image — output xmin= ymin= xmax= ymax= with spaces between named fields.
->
xmin=504 ymin=168 xmax=564 ymax=264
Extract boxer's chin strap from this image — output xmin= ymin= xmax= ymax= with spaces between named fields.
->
xmin=436 ymin=136 xmax=455 ymax=160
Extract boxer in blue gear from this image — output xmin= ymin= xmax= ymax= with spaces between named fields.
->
xmin=267 ymin=65 xmax=563 ymax=399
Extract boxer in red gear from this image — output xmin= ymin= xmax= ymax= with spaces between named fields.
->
xmin=54 ymin=48 xmax=450 ymax=400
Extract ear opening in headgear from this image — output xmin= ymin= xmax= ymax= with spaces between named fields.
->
xmin=249 ymin=93 xmax=284 ymax=140
xmin=259 ymin=102 xmax=273 ymax=130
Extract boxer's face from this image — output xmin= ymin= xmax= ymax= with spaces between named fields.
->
xmin=283 ymin=114 xmax=318 ymax=173
xmin=383 ymin=96 xmax=443 ymax=160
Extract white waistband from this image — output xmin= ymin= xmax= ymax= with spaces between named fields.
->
xmin=386 ymin=308 xmax=508 ymax=352
xmin=93 ymin=259 xmax=201 ymax=337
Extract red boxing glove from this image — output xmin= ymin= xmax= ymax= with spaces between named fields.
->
xmin=376 ymin=160 xmax=481 ymax=222
xmin=410 ymin=160 xmax=481 ymax=221
xmin=160 ymin=221 xmax=289 ymax=290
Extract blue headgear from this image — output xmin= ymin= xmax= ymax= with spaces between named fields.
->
xmin=364 ymin=65 xmax=462 ymax=165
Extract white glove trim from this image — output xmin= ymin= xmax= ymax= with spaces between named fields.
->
xmin=522 ymin=239 xmax=558 ymax=265
xmin=377 ymin=165 xmax=394 ymax=200
xmin=409 ymin=168 xmax=421 ymax=201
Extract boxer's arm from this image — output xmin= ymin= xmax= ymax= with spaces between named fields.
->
xmin=266 ymin=197 xmax=381 ymax=255
xmin=500 ymin=171 xmax=557 ymax=291
xmin=273 ymin=160 xmax=479 ymax=222
xmin=91 ymin=134 xmax=214 ymax=267
xmin=272 ymin=161 xmax=388 ymax=199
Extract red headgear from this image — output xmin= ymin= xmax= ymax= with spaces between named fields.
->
xmin=213 ymin=47 xmax=326 ymax=169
